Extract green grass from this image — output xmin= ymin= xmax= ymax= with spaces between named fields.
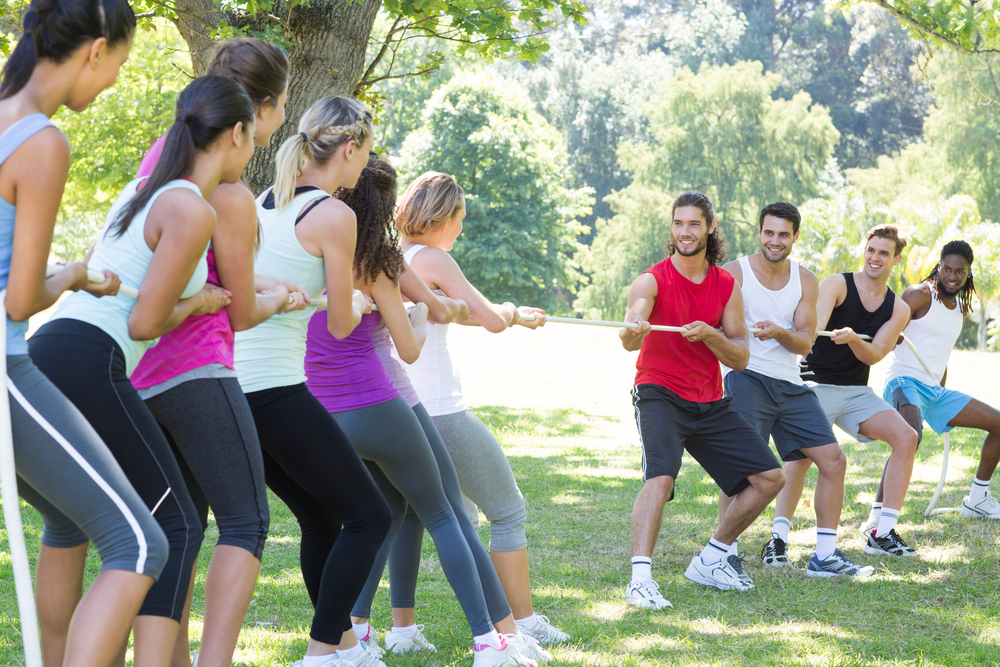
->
xmin=3 ymin=328 xmax=1000 ymax=666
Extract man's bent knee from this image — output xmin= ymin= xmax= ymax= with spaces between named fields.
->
xmin=753 ymin=467 xmax=786 ymax=496
xmin=642 ymin=475 xmax=674 ymax=504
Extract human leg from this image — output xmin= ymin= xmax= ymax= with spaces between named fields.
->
xmin=146 ymin=378 xmax=271 ymax=667
xmin=945 ymin=398 xmax=1000 ymax=517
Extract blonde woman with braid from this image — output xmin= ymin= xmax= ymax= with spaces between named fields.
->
xmin=390 ymin=172 xmax=571 ymax=646
xmin=232 ymin=97 xmax=391 ymax=667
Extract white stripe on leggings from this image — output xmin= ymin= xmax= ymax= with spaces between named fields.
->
xmin=7 ymin=378 xmax=149 ymax=574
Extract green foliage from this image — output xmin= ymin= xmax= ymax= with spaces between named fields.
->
xmin=398 ymin=72 xmax=594 ymax=311
xmin=859 ymin=0 xmax=1000 ymax=54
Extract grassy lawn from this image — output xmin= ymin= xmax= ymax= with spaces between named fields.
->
xmin=3 ymin=325 xmax=1000 ymax=665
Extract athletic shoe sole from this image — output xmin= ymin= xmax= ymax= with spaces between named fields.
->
xmin=863 ymin=544 xmax=917 ymax=557
xmin=960 ymin=503 xmax=1000 ymax=519
xmin=683 ymin=568 xmax=745 ymax=591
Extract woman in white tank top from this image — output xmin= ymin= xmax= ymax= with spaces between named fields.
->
xmin=29 ymin=76 xmax=255 ymax=667
xmin=390 ymin=171 xmax=573 ymax=648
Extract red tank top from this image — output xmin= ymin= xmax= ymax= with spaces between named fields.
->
xmin=634 ymin=257 xmax=735 ymax=402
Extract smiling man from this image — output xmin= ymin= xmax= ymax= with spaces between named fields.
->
xmin=717 ymin=203 xmax=872 ymax=578
xmin=875 ymin=241 xmax=1000 ymax=521
xmin=779 ymin=224 xmax=919 ymax=557
xmin=620 ymin=192 xmax=784 ymax=609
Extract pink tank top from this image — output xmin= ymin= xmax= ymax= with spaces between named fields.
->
xmin=305 ymin=310 xmax=400 ymax=411
xmin=129 ymin=136 xmax=235 ymax=389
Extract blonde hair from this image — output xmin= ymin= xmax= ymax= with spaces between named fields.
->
xmin=273 ymin=96 xmax=374 ymax=209
xmin=395 ymin=172 xmax=465 ymax=237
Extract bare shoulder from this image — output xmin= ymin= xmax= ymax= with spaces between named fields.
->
xmin=308 ymin=196 xmax=355 ymax=226
xmin=901 ymin=282 xmax=931 ymax=300
xmin=210 ymin=181 xmax=254 ymax=214
xmin=156 ymin=187 xmax=216 ymax=228
xmin=631 ymin=271 xmax=658 ymax=296
xmin=798 ymin=264 xmax=819 ymax=290
xmin=819 ymin=272 xmax=846 ymax=291
xmin=893 ymin=295 xmax=912 ymax=319
xmin=721 ymin=259 xmax=743 ymax=285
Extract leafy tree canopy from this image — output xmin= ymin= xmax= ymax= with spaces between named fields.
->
xmin=859 ymin=0 xmax=1000 ymax=54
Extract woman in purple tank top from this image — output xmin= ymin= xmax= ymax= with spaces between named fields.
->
xmin=304 ymin=155 xmax=550 ymax=665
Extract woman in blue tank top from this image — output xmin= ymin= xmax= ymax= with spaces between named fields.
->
xmin=28 ymin=75 xmax=255 ymax=667
xmin=0 ymin=3 xmax=167 ymax=667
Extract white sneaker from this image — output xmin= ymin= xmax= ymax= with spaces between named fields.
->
xmin=961 ymin=491 xmax=1000 ymax=519
xmin=355 ymin=625 xmax=385 ymax=659
xmin=683 ymin=555 xmax=751 ymax=591
xmin=290 ymin=655 xmax=342 ymax=667
xmin=338 ymin=644 xmax=387 ymax=667
xmin=384 ymin=624 xmax=436 ymax=653
xmin=624 ymin=578 xmax=673 ymax=610
xmin=472 ymin=635 xmax=537 ymax=667
xmin=859 ymin=514 xmax=878 ymax=539
xmin=515 ymin=614 xmax=570 ymax=645
xmin=507 ymin=632 xmax=552 ymax=663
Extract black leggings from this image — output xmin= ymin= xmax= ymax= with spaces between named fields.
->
xmin=29 ymin=319 xmax=203 ymax=620
xmin=245 ymin=383 xmax=390 ymax=644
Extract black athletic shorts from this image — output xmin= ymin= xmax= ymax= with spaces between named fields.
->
xmin=724 ymin=369 xmax=838 ymax=462
xmin=631 ymin=383 xmax=781 ymax=498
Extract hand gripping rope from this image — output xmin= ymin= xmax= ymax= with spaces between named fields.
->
xmin=0 ymin=289 xmax=44 ymax=667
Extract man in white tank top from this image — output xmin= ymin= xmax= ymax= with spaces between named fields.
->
xmin=878 ymin=241 xmax=1000 ymax=521
xmin=720 ymin=203 xmax=873 ymax=578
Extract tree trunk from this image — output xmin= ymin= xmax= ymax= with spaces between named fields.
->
xmin=172 ymin=0 xmax=382 ymax=195
xmin=979 ymin=295 xmax=988 ymax=351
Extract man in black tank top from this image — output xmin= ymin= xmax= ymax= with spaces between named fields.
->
xmin=778 ymin=225 xmax=919 ymax=558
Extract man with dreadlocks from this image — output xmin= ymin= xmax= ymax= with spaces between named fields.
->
xmin=621 ymin=192 xmax=785 ymax=608
xmin=877 ymin=240 xmax=1000 ymax=520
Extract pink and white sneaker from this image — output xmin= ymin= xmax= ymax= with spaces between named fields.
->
xmin=472 ymin=634 xmax=538 ymax=667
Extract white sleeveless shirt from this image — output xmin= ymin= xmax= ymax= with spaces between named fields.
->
xmin=53 ymin=178 xmax=208 ymax=374
xmin=885 ymin=291 xmax=962 ymax=386
xmin=234 ymin=187 xmax=330 ymax=393
xmin=735 ymin=255 xmax=803 ymax=385
xmin=398 ymin=244 xmax=468 ymax=416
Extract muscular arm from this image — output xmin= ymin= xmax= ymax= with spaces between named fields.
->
xmin=815 ymin=273 xmax=847 ymax=333
xmin=900 ymin=283 xmax=932 ymax=322
xmin=841 ymin=298 xmax=911 ymax=366
xmin=768 ymin=267 xmax=818 ymax=356
xmin=620 ymin=273 xmax=655 ymax=352
xmin=409 ymin=247 xmax=516 ymax=333
xmin=685 ymin=282 xmax=750 ymax=370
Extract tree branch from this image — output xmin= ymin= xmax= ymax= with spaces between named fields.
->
xmin=358 ymin=15 xmax=404 ymax=89
xmin=864 ymin=0 xmax=1000 ymax=55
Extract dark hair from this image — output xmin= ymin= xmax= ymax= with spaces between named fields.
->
xmin=0 ymin=0 xmax=136 ymax=100
xmin=759 ymin=201 xmax=801 ymax=234
xmin=111 ymin=75 xmax=253 ymax=236
xmin=667 ymin=191 xmax=727 ymax=266
xmin=336 ymin=154 xmax=404 ymax=285
xmin=923 ymin=240 xmax=977 ymax=317
xmin=206 ymin=38 xmax=289 ymax=109
xmin=866 ymin=223 xmax=907 ymax=256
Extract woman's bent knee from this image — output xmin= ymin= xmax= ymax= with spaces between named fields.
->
xmin=487 ymin=493 xmax=527 ymax=552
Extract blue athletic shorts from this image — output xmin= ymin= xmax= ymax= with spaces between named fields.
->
xmin=882 ymin=376 xmax=972 ymax=434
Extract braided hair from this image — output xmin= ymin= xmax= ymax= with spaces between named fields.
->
xmin=335 ymin=154 xmax=404 ymax=285
xmin=922 ymin=240 xmax=977 ymax=317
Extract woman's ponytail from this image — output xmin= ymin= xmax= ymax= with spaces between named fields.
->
xmin=0 ymin=0 xmax=136 ymax=101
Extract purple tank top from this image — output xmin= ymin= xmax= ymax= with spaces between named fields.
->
xmin=372 ymin=320 xmax=420 ymax=408
xmin=305 ymin=310 xmax=400 ymax=411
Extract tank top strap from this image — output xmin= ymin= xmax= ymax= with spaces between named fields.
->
xmin=403 ymin=243 xmax=427 ymax=265
xmin=738 ymin=255 xmax=754 ymax=288
xmin=0 ymin=113 xmax=55 ymax=167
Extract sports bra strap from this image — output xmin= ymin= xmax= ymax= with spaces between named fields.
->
xmin=403 ymin=243 xmax=426 ymax=265
xmin=0 ymin=113 xmax=55 ymax=167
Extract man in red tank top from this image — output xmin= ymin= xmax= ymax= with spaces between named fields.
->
xmin=620 ymin=193 xmax=785 ymax=609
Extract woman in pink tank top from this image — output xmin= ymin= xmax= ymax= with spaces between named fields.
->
xmin=129 ymin=39 xmax=309 ymax=667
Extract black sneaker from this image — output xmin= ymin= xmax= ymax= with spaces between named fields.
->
xmin=864 ymin=529 xmax=917 ymax=557
xmin=760 ymin=536 xmax=790 ymax=567
xmin=727 ymin=554 xmax=755 ymax=588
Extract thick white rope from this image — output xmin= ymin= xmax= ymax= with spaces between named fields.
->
xmin=0 ymin=289 xmax=44 ymax=667
xmin=45 ymin=264 xmax=138 ymax=299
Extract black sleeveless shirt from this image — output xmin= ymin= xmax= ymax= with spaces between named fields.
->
xmin=800 ymin=272 xmax=896 ymax=386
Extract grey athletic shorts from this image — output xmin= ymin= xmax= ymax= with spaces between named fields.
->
xmin=806 ymin=382 xmax=894 ymax=444
xmin=724 ymin=369 xmax=837 ymax=461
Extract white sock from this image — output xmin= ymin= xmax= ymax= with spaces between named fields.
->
xmin=866 ymin=502 xmax=882 ymax=526
xmin=700 ymin=537 xmax=730 ymax=565
xmin=772 ymin=517 xmax=791 ymax=543
xmin=391 ymin=624 xmax=418 ymax=638
xmin=301 ymin=653 xmax=337 ymax=667
xmin=337 ymin=644 xmax=364 ymax=662
xmin=474 ymin=630 xmax=503 ymax=650
xmin=352 ymin=622 xmax=370 ymax=642
xmin=631 ymin=556 xmax=652 ymax=582
xmin=815 ymin=527 xmax=837 ymax=560
xmin=515 ymin=613 xmax=540 ymax=629
xmin=727 ymin=538 xmax=740 ymax=557
xmin=971 ymin=477 xmax=991 ymax=503
xmin=875 ymin=507 xmax=900 ymax=538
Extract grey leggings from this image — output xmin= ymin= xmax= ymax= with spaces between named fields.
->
xmin=387 ymin=404 xmax=512 ymax=620
xmin=144 ymin=378 xmax=270 ymax=559
xmin=9 ymin=355 xmax=168 ymax=577
xmin=332 ymin=397 xmax=509 ymax=632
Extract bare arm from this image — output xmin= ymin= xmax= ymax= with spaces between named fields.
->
xmin=298 ymin=198 xmax=363 ymax=339
xmin=683 ymin=282 xmax=750 ymax=370
xmin=398 ymin=264 xmax=468 ymax=324
xmin=834 ymin=298 xmax=911 ymax=366
xmin=900 ymin=283 xmax=932 ymax=322
xmin=754 ymin=266 xmax=818 ymax=356
xmin=129 ymin=190 xmax=230 ymax=340
xmin=815 ymin=273 xmax=848 ymax=333
xmin=372 ymin=272 xmax=428 ymax=364
xmin=620 ymin=273 xmax=656 ymax=352
xmin=408 ymin=247 xmax=516 ymax=333
xmin=212 ymin=183 xmax=293 ymax=332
